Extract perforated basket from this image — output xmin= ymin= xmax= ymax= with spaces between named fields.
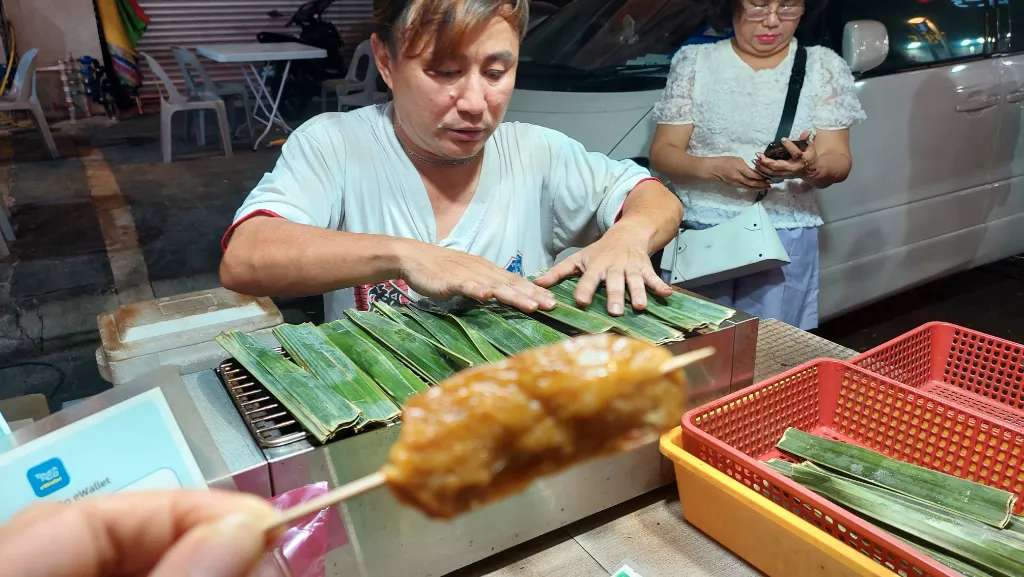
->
xmin=681 ymin=359 xmax=1024 ymax=577
xmin=853 ymin=322 xmax=1024 ymax=430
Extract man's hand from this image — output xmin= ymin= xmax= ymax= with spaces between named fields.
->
xmin=534 ymin=227 xmax=672 ymax=316
xmin=400 ymin=242 xmax=556 ymax=313
xmin=0 ymin=490 xmax=279 ymax=577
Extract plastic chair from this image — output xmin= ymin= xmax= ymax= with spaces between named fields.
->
xmin=172 ymin=46 xmax=254 ymax=144
xmin=321 ymin=40 xmax=389 ymax=112
xmin=141 ymin=52 xmax=232 ymax=163
xmin=0 ymin=49 xmax=59 ymax=159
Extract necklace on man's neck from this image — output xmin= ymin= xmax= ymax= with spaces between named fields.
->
xmin=394 ymin=119 xmax=482 ymax=167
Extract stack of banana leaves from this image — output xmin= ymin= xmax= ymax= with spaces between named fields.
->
xmin=766 ymin=428 xmax=1024 ymax=577
xmin=216 ymin=279 xmax=735 ymax=444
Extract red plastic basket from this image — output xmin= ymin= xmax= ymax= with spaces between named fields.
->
xmin=681 ymin=359 xmax=1024 ymax=577
xmin=853 ymin=322 xmax=1024 ymax=430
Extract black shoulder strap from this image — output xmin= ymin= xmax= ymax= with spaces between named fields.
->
xmin=774 ymin=45 xmax=807 ymax=143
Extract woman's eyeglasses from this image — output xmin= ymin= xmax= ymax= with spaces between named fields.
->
xmin=743 ymin=1 xmax=805 ymax=21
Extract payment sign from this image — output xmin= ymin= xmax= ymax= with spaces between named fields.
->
xmin=27 ymin=458 xmax=70 ymax=497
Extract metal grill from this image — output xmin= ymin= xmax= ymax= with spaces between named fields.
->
xmin=217 ymin=349 xmax=309 ymax=448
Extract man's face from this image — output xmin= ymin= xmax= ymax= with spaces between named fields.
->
xmin=375 ymin=16 xmax=520 ymax=160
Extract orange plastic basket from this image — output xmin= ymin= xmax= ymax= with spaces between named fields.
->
xmin=681 ymin=359 xmax=1024 ymax=577
xmin=853 ymin=322 xmax=1024 ymax=430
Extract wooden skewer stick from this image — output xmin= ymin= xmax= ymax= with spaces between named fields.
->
xmin=659 ymin=346 xmax=715 ymax=374
xmin=263 ymin=471 xmax=387 ymax=533
xmin=263 ymin=346 xmax=716 ymax=534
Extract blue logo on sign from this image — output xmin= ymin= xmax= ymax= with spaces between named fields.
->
xmin=27 ymin=458 xmax=70 ymax=497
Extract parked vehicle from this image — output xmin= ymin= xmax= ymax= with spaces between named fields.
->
xmin=504 ymin=0 xmax=1024 ymax=319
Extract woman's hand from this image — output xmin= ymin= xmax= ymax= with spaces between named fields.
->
xmin=754 ymin=131 xmax=818 ymax=180
xmin=706 ymin=156 xmax=771 ymax=190
xmin=754 ymin=130 xmax=853 ymax=188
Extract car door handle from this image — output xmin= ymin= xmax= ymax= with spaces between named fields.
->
xmin=956 ymin=96 xmax=1001 ymax=112
xmin=1008 ymin=89 xmax=1024 ymax=103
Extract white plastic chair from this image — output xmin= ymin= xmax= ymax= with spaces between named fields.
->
xmin=141 ymin=51 xmax=232 ymax=163
xmin=172 ymin=46 xmax=254 ymax=144
xmin=0 ymin=49 xmax=59 ymax=159
xmin=321 ymin=40 xmax=389 ymax=112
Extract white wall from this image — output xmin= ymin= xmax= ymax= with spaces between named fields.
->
xmin=5 ymin=0 xmax=103 ymax=115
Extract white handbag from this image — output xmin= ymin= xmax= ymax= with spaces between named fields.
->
xmin=660 ymin=201 xmax=790 ymax=287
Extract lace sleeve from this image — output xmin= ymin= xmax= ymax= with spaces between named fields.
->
xmin=810 ymin=48 xmax=866 ymax=130
xmin=652 ymin=46 xmax=699 ymax=125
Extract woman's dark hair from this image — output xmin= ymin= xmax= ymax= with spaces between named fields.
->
xmin=708 ymin=0 xmax=830 ymax=44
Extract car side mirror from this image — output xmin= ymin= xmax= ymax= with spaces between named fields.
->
xmin=843 ymin=20 xmax=889 ymax=74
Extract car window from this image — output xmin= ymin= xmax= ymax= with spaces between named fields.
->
xmin=517 ymin=0 xmax=710 ymax=91
xmin=828 ymin=0 xmax=992 ymax=76
xmin=1000 ymin=0 xmax=1024 ymax=52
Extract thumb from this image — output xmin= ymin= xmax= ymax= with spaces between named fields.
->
xmin=149 ymin=513 xmax=273 ymax=577
xmin=533 ymin=259 xmax=578 ymax=288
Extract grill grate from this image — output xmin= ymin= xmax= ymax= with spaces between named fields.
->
xmin=216 ymin=349 xmax=309 ymax=448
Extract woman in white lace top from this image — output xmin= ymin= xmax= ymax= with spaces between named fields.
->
xmin=650 ymin=0 xmax=864 ymax=329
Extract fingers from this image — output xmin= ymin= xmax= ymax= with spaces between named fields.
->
xmin=0 ymin=491 xmax=277 ymax=577
xmin=755 ymin=155 xmax=802 ymax=178
xmin=532 ymin=258 xmax=579 ymax=288
xmin=642 ymin=265 xmax=674 ymax=297
xmin=781 ymin=138 xmax=805 ymax=161
xmin=149 ymin=512 xmax=270 ymax=577
xmin=573 ymin=266 xmax=602 ymax=309
xmin=737 ymin=174 xmax=771 ymax=190
xmin=626 ymin=268 xmax=648 ymax=311
xmin=459 ymin=275 xmax=556 ymax=313
xmin=603 ymin=266 xmax=626 ymax=316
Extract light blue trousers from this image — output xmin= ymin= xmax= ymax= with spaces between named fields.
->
xmin=673 ymin=227 xmax=821 ymax=330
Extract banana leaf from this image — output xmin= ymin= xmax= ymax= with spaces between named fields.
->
xmin=216 ymin=330 xmax=359 ymax=443
xmin=533 ymin=301 xmax=615 ymax=335
xmin=320 ymin=319 xmax=428 ymax=405
xmin=345 ymin=310 xmax=461 ymax=383
xmin=650 ymin=290 xmax=736 ymax=329
xmin=489 ymin=308 xmax=569 ymax=345
xmin=777 ymin=427 xmax=1016 ymax=529
xmin=551 ymin=279 xmax=683 ymax=344
xmin=373 ymin=301 xmax=409 ymax=324
xmin=767 ymin=458 xmax=1002 ymax=577
xmin=274 ymin=323 xmax=400 ymax=428
xmin=402 ymin=306 xmax=488 ymax=365
xmin=372 ymin=304 xmax=476 ymax=369
xmin=445 ymin=310 xmax=506 ymax=362
xmin=790 ymin=462 xmax=1024 ymax=577
xmin=456 ymin=308 xmax=538 ymax=355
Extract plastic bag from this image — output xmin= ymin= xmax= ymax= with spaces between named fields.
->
xmin=251 ymin=482 xmax=348 ymax=577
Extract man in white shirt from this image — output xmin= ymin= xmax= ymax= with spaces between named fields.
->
xmin=220 ymin=0 xmax=683 ymax=321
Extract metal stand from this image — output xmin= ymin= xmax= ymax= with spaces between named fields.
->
xmin=242 ymin=60 xmax=294 ymax=149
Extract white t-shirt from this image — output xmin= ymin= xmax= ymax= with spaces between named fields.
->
xmin=229 ymin=104 xmax=652 ymax=321
xmin=652 ymin=38 xmax=865 ymax=229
